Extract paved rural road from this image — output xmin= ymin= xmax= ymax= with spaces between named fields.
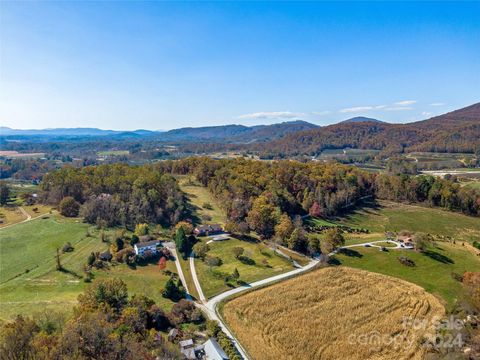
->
xmin=196 ymin=258 xmax=320 ymax=360
xmin=169 ymin=247 xmax=193 ymax=301
xmin=182 ymin=238 xmax=406 ymax=359
xmin=189 ymin=251 xmax=206 ymax=302
xmin=340 ymin=239 xmax=405 ymax=250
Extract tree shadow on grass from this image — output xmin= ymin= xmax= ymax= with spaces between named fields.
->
xmin=235 ymin=234 xmax=260 ymax=243
xmin=328 ymin=257 xmax=342 ymax=266
xmin=333 ymin=199 xmax=381 ymax=223
xmin=338 ymin=248 xmax=363 ymax=258
xmin=238 ymin=255 xmax=255 ymax=265
xmin=422 ymin=250 xmax=454 ymax=264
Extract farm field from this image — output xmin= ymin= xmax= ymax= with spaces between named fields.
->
xmin=336 ymin=200 xmax=480 ymax=243
xmin=22 ymin=204 xmax=52 ymax=218
xmin=0 ymin=215 xmax=98 ymax=319
xmin=223 ymin=267 xmax=444 ymax=360
xmin=333 ymin=242 xmax=480 ymax=308
xmin=178 ymin=176 xmax=225 ymax=225
xmin=0 ymin=214 xmax=177 ymax=319
xmin=97 ymin=150 xmax=130 ymax=156
xmin=0 ymin=151 xmax=45 ymax=159
xmin=0 ymin=206 xmax=26 ymax=227
xmin=195 ymin=237 xmax=294 ymax=298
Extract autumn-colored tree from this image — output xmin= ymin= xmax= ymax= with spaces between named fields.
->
xmin=321 ymin=228 xmax=345 ymax=254
xmin=175 ymin=221 xmax=193 ymax=235
xmin=309 ymin=201 xmax=323 ymax=217
xmin=78 ymin=278 xmax=128 ymax=313
xmin=134 ymin=223 xmax=149 ymax=236
xmin=158 ymin=256 xmax=167 ymax=270
xmin=274 ymin=213 xmax=294 ymax=245
xmin=246 ymin=194 xmax=280 ymax=239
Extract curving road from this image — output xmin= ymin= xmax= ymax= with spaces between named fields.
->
xmin=192 ymin=255 xmax=319 ymax=360
xmin=182 ymin=238 xmax=408 ymax=359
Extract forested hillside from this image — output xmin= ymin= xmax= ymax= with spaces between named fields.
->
xmin=255 ymin=103 xmax=480 ymax=156
xmin=40 ymin=164 xmax=187 ymax=227
xmin=155 ymin=158 xmax=479 ymax=240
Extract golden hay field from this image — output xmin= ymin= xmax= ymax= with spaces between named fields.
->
xmin=223 ymin=267 xmax=445 ymax=360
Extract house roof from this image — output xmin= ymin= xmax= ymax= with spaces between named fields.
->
xmin=99 ymin=251 xmax=112 ymax=260
xmin=204 ymin=338 xmax=229 ymax=360
xmin=168 ymin=328 xmax=179 ymax=337
xmin=135 ymin=240 xmax=160 ymax=249
xmin=195 ymin=225 xmax=210 ymax=231
xmin=179 ymin=339 xmax=194 ymax=348
xmin=195 ymin=224 xmax=223 ymax=231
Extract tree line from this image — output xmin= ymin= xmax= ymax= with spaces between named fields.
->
xmin=39 ymin=158 xmax=479 ymax=234
xmin=40 ymin=163 xmax=187 ymax=228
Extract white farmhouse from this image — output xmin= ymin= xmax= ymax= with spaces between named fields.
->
xmin=134 ymin=240 xmax=160 ymax=256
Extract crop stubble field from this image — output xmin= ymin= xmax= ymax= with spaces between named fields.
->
xmin=223 ymin=267 xmax=444 ymax=360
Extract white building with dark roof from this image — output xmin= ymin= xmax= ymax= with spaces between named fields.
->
xmin=134 ymin=240 xmax=160 ymax=256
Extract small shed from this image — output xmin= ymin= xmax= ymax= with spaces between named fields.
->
xmin=179 ymin=339 xmax=196 ymax=360
xmin=167 ymin=328 xmax=179 ymax=342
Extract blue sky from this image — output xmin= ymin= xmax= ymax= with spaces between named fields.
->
xmin=1 ymin=1 xmax=479 ymax=130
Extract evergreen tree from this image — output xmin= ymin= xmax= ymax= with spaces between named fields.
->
xmin=175 ymin=226 xmax=189 ymax=257
xmin=0 ymin=182 xmax=10 ymax=205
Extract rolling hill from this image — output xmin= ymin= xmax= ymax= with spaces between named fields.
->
xmin=256 ymin=103 xmax=480 ymax=155
xmin=1 ymin=120 xmax=318 ymax=143
xmin=339 ymin=116 xmax=384 ymax=124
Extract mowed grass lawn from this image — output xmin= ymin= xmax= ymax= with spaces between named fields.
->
xmin=178 ymin=177 xmax=225 ymax=225
xmin=333 ymin=242 xmax=480 ymax=308
xmin=95 ymin=259 xmax=178 ymax=311
xmin=195 ymin=237 xmax=294 ymax=298
xmin=336 ymin=200 xmax=480 ymax=243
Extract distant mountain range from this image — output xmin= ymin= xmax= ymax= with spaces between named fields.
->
xmin=256 ymin=103 xmax=480 ymax=155
xmin=0 ymin=127 xmax=155 ymax=137
xmin=2 ymin=103 xmax=479 ymax=154
xmin=339 ymin=116 xmax=384 ymax=124
xmin=0 ymin=120 xmax=319 ymax=143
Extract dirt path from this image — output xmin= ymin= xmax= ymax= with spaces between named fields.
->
xmin=189 ymin=251 xmax=206 ymax=302
xmin=0 ymin=206 xmax=41 ymax=230
xmin=169 ymin=247 xmax=193 ymax=301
